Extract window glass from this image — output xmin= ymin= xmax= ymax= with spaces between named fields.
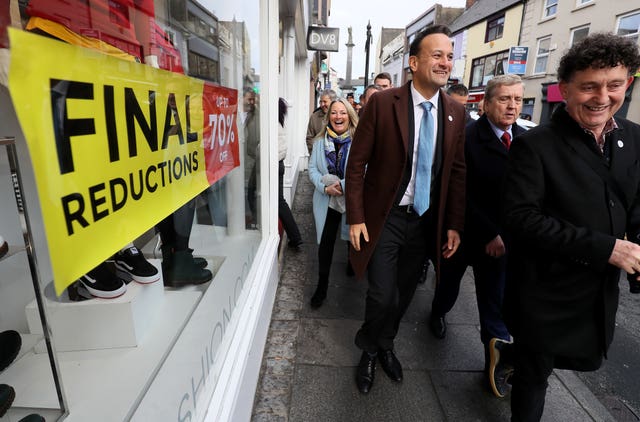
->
xmin=2 ymin=0 xmax=264 ymax=419
xmin=543 ymin=0 xmax=558 ymax=18
xmin=486 ymin=15 xmax=505 ymax=42
xmin=617 ymin=11 xmax=640 ymax=43
xmin=534 ymin=37 xmax=551 ymax=74
xmin=570 ymin=26 xmax=589 ymax=46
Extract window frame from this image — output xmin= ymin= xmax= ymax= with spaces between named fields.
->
xmin=542 ymin=0 xmax=558 ymax=19
xmin=616 ymin=11 xmax=640 ymax=43
xmin=533 ymin=36 xmax=551 ymax=75
xmin=570 ymin=25 xmax=589 ymax=46
xmin=469 ymin=50 xmax=509 ymax=90
xmin=485 ymin=14 xmax=505 ymax=43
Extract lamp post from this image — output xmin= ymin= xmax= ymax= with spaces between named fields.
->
xmin=364 ymin=21 xmax=372 ymax=88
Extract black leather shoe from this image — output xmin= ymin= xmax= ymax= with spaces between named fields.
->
xmin=378 ymin=349 xmax=403 ymax=382
xmin=356 ymin=351 xmax=376 ymax=394
xmin=0 ymin=330 xmax=21 ymax=372
xmin=429 ymin=313 xmax=446 ymax=339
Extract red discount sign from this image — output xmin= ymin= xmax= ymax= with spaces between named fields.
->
xmin=201 ymin=83 xmax=240 ymax=185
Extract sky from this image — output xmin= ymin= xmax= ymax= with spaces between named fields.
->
xmin=327 ymin=0 xmax=466 ymax=81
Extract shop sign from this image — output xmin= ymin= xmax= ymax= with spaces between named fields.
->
xmin=507 ymin=46 xmax=528 ymax=75
xmin=307 ymin=26 xmax=339 ymax=52
xmin=8 ymin=29 xmax=240 ymax=295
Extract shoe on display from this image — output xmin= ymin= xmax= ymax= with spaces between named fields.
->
xmin=0 ymin=384 xmax=15 ymax=418
xmin=79 ymin=263 xmax=127 ymax=299
xmin=0 ymin=330 xmax=22 ymax=372
xmin=188 ymin=248 xmax=208 ymax=269
xmin=0 ymin=235 xmax=8 ymax=259
xmin=114 ymin=246 xmax=160 ymax=284
xmin=163 ymin=250 xmax=212 ymax=288
xmin=18 ymin=414 xmax=46 ymax=422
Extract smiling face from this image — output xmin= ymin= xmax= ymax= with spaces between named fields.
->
xmin=408 ymin=33 xmax=453 ymax=98
xmin=559 ymin=65 xmax=632 ymax=135
xmin=484 ymin=83 xmax=524 ymax=130
xmin=319 ymin=94 xmax=332 ymax=114
xmin=328 ymin=101 xmax=350 ymax=135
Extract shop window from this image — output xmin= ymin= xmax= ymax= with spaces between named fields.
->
xmin=570 ymin=25 xmax=589 ymax=46
xmin=534 ymin=36 xmax=551 ymax=75
xmin=469 ymin=50 xmax=508 ymax=89
xmin=542 ymin=0 xmax=558 ymax=19
xmin=617 ymin=11 xmax=640 ymax=43
xmin=485 ymin=15 xmax=504 ymax=43
xmin=2 ymin=0 xmax=267 ymax=419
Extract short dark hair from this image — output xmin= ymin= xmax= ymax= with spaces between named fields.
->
xmin=409 ymin=25 xmax=451 ymax=57
xmin=346 ymin=92 xmax=354 ymax=98
xmin=557 ymin=32 xmax=640 ymax=82
xmin=446 ymin=84 xmax=469 ymax=97
xmin=373 ymin=72 xmax=392 ymax=83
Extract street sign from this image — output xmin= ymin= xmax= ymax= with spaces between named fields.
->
xmin=307 ymin=26 xmax=340 ymax=52
xmin=507 ymin=46 xmax=528 ymax=75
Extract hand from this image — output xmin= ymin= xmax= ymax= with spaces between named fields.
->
xmin=350 ymin=223 xmax=369 ymax=251
xmin=325 ymin=182 xmax=343 ymax=196
xmin=485 ymin=235 xmax=506 ymax=258
xmin=442 ymin=230 xmax=460 ymax=259
xmin=609 ymin=238 xmax=640 ymax=277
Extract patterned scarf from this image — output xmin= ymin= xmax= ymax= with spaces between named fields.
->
xmin=324 ymin=126 xmax=351 ymax=178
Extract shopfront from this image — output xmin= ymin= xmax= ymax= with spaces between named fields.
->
xmin=0 ymin=0 xmax=301 ymax=420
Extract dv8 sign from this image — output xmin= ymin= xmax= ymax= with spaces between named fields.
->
xmin=202 ymin=83 xmax=240 ymax=184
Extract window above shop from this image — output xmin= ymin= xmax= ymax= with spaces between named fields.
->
xmin=617 ymin=11 xmax=640 ymax=43
xmin=469 ymin=50 xmax=508 ymax=90
xmin=485 ymin=15 xmax=505 ymax=43
xmin=570 ymin=25 xmax=589 ymax=46
xmin=534 ymin=36 xmax=551 ymax=75
xmin=542 ymin=0 xmax=558 ymax=19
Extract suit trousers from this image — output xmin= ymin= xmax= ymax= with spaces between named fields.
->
xmin=355 ymin=205 xmax=432 ymax=353
xmin=431 ymin=244 xmax=510 ymax=345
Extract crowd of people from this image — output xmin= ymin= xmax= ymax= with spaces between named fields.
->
xmin=298 ymin=26 xmax=640 ymax=422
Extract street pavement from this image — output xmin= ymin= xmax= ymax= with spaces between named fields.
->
xmin=251 ymin=171 xmax=617 ymax=422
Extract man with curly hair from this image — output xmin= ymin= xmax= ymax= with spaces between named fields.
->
xmin=502 ymin=33 xmax=640 ymax=421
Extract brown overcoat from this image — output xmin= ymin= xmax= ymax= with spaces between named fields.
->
xmin=345 ymin=83 xmax=466 ymax=280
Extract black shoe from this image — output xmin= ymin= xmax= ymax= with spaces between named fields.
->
xmin=310 ymin=279 xmax=328 ymax=308
xmin=356 ymin=351 xmax=377 ymax=394
xmin=18 ymin=414 xmax=45 ymax=422
xmin=114 ymin=246 xmax=160 ymax=284
xmin=378 ymin=349 xmax=403 ymax=382
xmin=0 ymin=236 xmax=7 ymax=259
xmin=488 ymin=337 xmax=514 ymax=398
xmin=79 ymin=263 xmax=127 ymax=299
xmin=0 ymin=384 xmax=15 ymax=418
xmin=0 ymin=330 xmax=21 ymax=372
xmin=429 ymin=313 xmax=446 ymax=339
xmin=163 ymin=250 xmax=213 ymax=287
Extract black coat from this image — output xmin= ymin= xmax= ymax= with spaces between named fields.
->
xmin=465 ymin=114 xmax=526 ymax=250
xmin=502 ymin=105 xmax=640 ymax=362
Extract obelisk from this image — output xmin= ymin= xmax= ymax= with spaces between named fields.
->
xmin=344 ymin=27 xmax=354 ymax=90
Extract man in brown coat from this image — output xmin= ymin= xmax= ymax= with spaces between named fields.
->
xmin=345 ymin=25 xmax=466 ymax=394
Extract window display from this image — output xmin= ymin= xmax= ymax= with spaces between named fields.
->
xmin=0 ymin=0 xmax=269 ymax=419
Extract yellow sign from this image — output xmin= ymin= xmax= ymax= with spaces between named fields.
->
xmin=8 ymin=29 xmax=239 ymax=295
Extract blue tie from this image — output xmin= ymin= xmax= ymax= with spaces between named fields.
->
xmin=414 ymin=101 xmax=434 ymax=216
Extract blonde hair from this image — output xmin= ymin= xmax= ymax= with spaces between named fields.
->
xmin=318 ymin=98 xmax=359 ymax=139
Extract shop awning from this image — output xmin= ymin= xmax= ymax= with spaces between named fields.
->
xmin=547 ymin=83 xmax=563 ymax=102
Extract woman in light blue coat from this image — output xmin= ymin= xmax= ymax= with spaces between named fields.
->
xmin=308 ymin=98 xmax=358 ymax=308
